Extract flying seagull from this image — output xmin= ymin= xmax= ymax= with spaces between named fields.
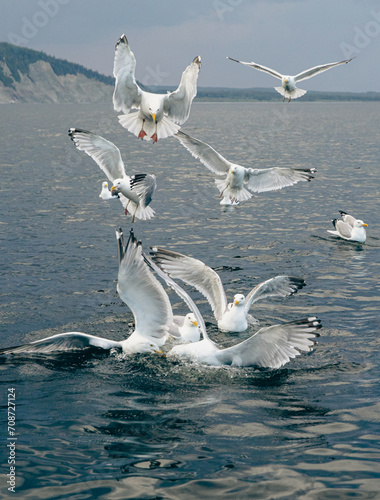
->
xmin=113 ymin=34 xmax=201 ymax=142
xmin=175 ymin=130 xmax=316 ymax=203
xmin=327 ymin=211 xmax=368 ymax=243
xmin=227 ymin=56 xmax=354 ymax=102
xmin=150 ymin=246 xmax=306 ymax=332
xmin=69 ymin=128 xmax=156 ymax=221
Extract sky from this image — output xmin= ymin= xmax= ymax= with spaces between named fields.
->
xmin=1 ymin=0 xmax=380 ymax=93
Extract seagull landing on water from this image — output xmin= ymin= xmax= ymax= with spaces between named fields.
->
xmin=150 ymin=247 xmax=306 ymax=333
xmin=0 ymin=230 xmax=175 ymax=357
xmin=113 ymin=34 xmax=201 ymax=142
xmin=327 ymin=211 xmax=368 ymax=243
xmin=227 ymin=56 xmax=354 ymax=102
xmin=175 ymin=130 xmax=316 ymax=203
xmin=69 ymin=128 xmax=156 ymax=222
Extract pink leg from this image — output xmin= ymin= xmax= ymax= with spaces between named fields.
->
xmin=151 ymin=120 xmax=158 ymax=143
xmin=138 ymin=119 xmax=147 ymax=139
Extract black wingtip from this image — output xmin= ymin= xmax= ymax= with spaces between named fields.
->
xmin=332 ymin=218 xmax=338 ymax=228
xmin=289 ymin=277 xmax=307 ymax=290
xmin=338 ymin=210 xmax=348 ymax=217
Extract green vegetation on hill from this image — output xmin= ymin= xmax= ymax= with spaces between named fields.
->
xmin=0 ymin=42 xmax=114 ymax=87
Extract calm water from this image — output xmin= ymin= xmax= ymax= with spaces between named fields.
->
xmin=0 ymin=102 xmax=379 ymax=499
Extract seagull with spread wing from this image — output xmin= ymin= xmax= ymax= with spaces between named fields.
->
xmin=150 ymin=247 xmax=306 ymax=332
xmin=175 ymin=130 xmax=315 ymax=203
xmin=113 ymin=34 xmax=201 ymax=142
xmin=69 ymin=128 xmax=156 ymax=221
xmin=227 ymin=56 xmax=354 ymax=102
xmin=0 ymin=230 xmax=174 ymax=356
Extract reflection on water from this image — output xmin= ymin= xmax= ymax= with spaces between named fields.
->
xmin=1 ymin=102 xmax=380 ymax=499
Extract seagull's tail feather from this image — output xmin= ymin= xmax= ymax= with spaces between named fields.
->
xmin=214 ymin=178 xmax=252 ymax=202
xmin=118 ymin=112 xmax=145 ymax=138
xmin=134 ymin=204 xmax=155 ymax=221
xmin=157 ymin=115 xmax=181 ymax=140
xmin=274 ymin=86 xmax=307 ymax=100
xmin=118 ymin=113 xmax=180 ymax=141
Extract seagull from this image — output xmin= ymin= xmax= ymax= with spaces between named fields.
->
xmin=171 ymin=313 xmax=200 ymax=343
xmin=113 ymin=34 xmax=201 ymax=142
xmin=0 ymin=230 xmax=175 ymax=356
xmin=327 ymin=211 xmax=368 ymax=243
xmin=227 ymin=56 xmax=354 ymax=102
xmin=68 ymin=128 xmax=156 ymax=221
xmin=150 ymin=247 xmax=306 ymax=332
xmin=99 ymin=181 xmax=119 ymax=200
xmin=175 ymin=130 xmax=316 ymax=203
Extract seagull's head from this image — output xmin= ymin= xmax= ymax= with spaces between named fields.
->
xmin=233 ymin=294 xmax=245 ymax=307
xmin=111 ymin=178 xmax=123 ymax=193
xmin=185 ymin=313 xmax=198 ymax=327
xmin=148 ymin=106 xmax=160 ymax=123
xmin=355 ymin=220 xmax=368 ymax=228
xmin=101 ymin=181 xmax=108 ymax=189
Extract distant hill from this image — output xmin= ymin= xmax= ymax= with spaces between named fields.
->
xmin=0 ymin=42 xmax=379 ymax=104
xmin=151 ymin=85 xmax=380 ymax=102
xmin=0 ymin=42 xmax=114 ymax=103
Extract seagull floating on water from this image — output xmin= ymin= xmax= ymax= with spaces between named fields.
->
xmin=175 ymin=130 xmax=316 ymax=203
xmin=327 ymin=211 xmax=368 ymax=243
xmin=69 ymin=128 xmax=156 ymax=221
xmin=227 ymin=56 xmax=354 ymax=102
xmin=99 ymin=181 xmax=119 ymax=201
xmin=150 ymin=247 xmax=306 ymax=332
xmin=113 ymin=34 xmax=201 ymax=142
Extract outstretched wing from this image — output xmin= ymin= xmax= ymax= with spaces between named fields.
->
xmin=150 ymin=247 xmax=228 ymax=322
xmin=294 ymin=58 xmax=354 ymax=82
xmin=217 ymin=317 xmax=321 ymax=368
xmin=117 ymin=230 xmax=172 ymax=341
xmin=244 ymin=167 xmax=315 ymax=193
xmin=113 ymin=34 xmax=142 ymax=114
xmin=0 ymin=332 xmax=121 ymax=355
xmin=175 ymin=130 xmax=231 ymax=175
xmin=68 ymin=128 xmax=126 ymax=181
xmin=245 ymin=276 xmax=306 ymax=315
xmin=144 ymin=255 xmax=210 ymax=342
xmin=227 ymin=57 xmax=283 ymax=80
xmin=164 ymin=56 xmax=201 ymax=125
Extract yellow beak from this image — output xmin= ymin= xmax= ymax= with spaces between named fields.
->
xmin=192 ymin=320 xmax=198 ymax=327
xmin=151 ymin=113 xmax=156 ymax=122
xmin=234 ymin=300 xmax=240 ymax=306
xmin=111 ymin=185 xmax=116 ymax=191
xmin=363 ymin=223 xmax=368 ymax=227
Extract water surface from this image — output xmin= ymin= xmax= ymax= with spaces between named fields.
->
xmin=0 ymin=102 xmax=379 ymax=499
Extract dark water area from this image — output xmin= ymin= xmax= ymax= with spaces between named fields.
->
xmin=0 ymin=102 xmax=379 ymax=499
